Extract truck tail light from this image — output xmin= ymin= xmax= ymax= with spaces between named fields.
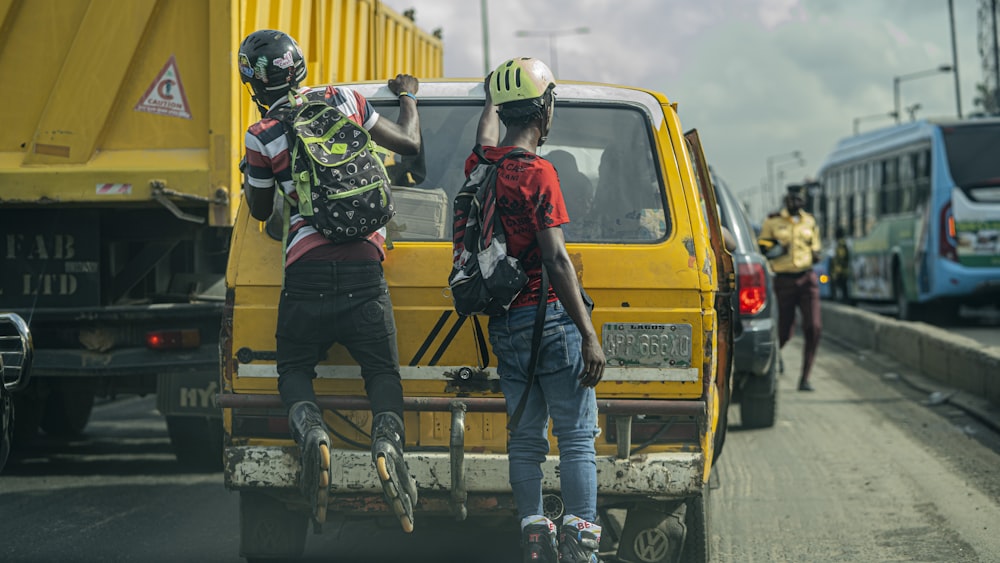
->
xmin=939 ymin=202 xmax=958 ymax=262
xmin=145 ymin=329 xmax=200 ymax=350
xmin=738 ymin=262 xmax=767 ymax=315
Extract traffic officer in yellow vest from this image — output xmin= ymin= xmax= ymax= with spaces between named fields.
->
xmin=758 ymin=184 xmax=822 ymax=391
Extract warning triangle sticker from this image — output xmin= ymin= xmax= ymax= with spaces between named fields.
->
xmin=134 ymin=55 xmax=192 ymax=119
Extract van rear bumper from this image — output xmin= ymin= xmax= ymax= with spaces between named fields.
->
xmin=222 ymin=393 xmax=708 ymax=517
xmin=223 ymin=445 xmax=705 ymax=497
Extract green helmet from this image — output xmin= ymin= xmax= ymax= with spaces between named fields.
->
xmin=489 ymin=57 xmax=556 ymax=106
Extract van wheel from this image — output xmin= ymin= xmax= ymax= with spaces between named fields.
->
xmin=680 ymin=484 xmax=711 ymax=563
xmin=615 ymin=501 xmax=685 ymax=563
xmin=40 ymin=384 xmax=95 ymax=437
xmin=166 ymin=416 xmax=223 ymax=471
xmin=740 ymin=365 xmax=777 ymax=429
xmin=239 ymin=491 xmax=308 ymax=561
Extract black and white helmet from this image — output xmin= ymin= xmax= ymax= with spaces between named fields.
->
xmin=238 ymin=30 xmax=307 ymax=104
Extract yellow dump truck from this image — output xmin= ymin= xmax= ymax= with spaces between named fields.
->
xmin=0 ymin=0 xmax=442 ymax=466
xmin=222 ymin=79 xmax=734 ymax=562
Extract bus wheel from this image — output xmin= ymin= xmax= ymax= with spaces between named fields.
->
xmin=239 ymin=491 xmax=308 ymax=562
xmin=893 ymin=267 xmax=918 ymax=321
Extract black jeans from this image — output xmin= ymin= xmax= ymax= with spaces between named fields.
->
xmin=275 ymin=260 xmax=402 ymax=419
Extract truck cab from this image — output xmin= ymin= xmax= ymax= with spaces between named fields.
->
xmin=222 ymin=80 xmax=734 ymax=563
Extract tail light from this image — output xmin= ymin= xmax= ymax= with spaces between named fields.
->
xmin=938 ymin=202 xmax=958 ymax=262
xmin=738 ymin=262 xmax=767 ymax=315
xmin=145 ymin=329 xmax=200 ymax=350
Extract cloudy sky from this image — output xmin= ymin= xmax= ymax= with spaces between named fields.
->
xmin=383 ymin=0 xmax=994 ymax=221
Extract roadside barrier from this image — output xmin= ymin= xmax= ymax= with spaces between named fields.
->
xmin=821 ymin=303 xmax=1000 ymax=409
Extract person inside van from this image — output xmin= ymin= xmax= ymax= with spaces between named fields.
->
xmin=237 ymin=29 xmax=422 ymax=533
xmin=545 ymin=149 xmax=595 ymax=237
xmin=469 ymin=57 xmax=606 ymax=563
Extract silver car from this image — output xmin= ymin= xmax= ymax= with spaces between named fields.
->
xmin=711 ymin=171 xmax=780 ymax=428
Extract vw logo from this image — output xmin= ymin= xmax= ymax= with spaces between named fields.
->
xmin=632 ymin=528 xmax=670 ymax=562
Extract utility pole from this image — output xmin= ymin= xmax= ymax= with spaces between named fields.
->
xmin=480 ymin=0 xmax=491 ymax=76
xmin=993 ymin=0 xmax=1000 ymax=109
xmin=949 ymin=0 xmax=963 ymax=118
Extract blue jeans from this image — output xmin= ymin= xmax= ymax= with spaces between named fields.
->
xmin=488 ymin=300 xmax=599 ymax=522
xmin=275 ymin=260 xmax=403 ymax=421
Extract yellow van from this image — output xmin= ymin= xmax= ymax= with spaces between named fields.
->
xmin=221 ymin=80 xmax=734 ymax=563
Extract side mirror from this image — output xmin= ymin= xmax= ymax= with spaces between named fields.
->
xmin=0 ymin=313 xmax=33 ymax=392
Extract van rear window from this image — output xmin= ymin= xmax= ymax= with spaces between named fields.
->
xmin=375 ymin=102 xmax=668 ymax=243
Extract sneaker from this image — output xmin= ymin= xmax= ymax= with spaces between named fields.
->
xmin=558 ymin=515 xmax=602 ymax=563
xmin=372 ymin=412 xmax=418 ymax=533
xmin=521 ymin=515 xmax=557 ymax=562
xmin=288 ymin=401 xmax=331 ymax=524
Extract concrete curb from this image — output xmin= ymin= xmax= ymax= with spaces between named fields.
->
xmin=821 ymin=302 xmax=1000 ymax=434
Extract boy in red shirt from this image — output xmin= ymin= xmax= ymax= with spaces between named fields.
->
xmin=469 ymin=58 xmax=606 ymax=563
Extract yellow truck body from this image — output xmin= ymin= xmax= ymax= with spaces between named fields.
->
xmin=221 ymin=80 xmax=734 ymax=562
xmin=0 ymin=0 xmax=441 ymax=465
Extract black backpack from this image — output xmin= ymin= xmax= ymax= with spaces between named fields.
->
xmin=448 ymin=146 xmax=531 ymax=317
xmin=269 ymin=90 xmax=394 ymax=244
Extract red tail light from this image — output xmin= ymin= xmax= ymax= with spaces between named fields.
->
xmin=145 ymin=329 xmax=200 ymax=350
xmin=738 ymin=262 xmax=767 ymax=315
xmin=939 ymin=202 xmax=958 ymax=262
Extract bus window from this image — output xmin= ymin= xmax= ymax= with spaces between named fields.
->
xmin=942 ymin=123 xmax=1000 ymax=190
xmin=915 ymin=148 xmax=931 ymax=209
xmin=900 ymin=153 xmax=915 ymax=213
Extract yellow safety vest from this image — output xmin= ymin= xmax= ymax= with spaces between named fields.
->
xmin=758 ymin=208 xmax=821 ymax=274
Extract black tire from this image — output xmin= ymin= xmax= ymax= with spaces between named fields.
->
xmin=166 ymin=416 xmax=224 ymax=471
xmin=11 ymin=392 xmax=42 ymax=448
xmin=39 ymin=385 xmax=95 ymax=437
xmin=712 ymin=376 xmax=731 ymax=465
xmin=680 ymin=484 xmax=710 ymax=563
xmin=739 ymin=365 xmax=777 ymax=429
xmin=239 ymin=491 xmax=308 ymax=561
xmin=893 ymin=266 xmax=919 ymax=321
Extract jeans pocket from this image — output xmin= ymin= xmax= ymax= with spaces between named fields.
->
xmin=277 ymin=291 xmax=324 ymax=341
xmin=349 ymin=285 xmax=392 ymax=331
xmin=535 ymin=324 xmax=570 ymax=376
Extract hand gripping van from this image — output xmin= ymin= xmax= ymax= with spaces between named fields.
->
xmin=221 ymin=80 xmax=734 ymax=563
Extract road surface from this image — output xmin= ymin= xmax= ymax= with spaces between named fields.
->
xmin=1 ymin=337 xmax=999 ymax=562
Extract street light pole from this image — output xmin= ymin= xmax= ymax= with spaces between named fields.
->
xmin=480 ymin=0 xmax=491 ymax=76
xmin=766 ymin=151 xmax=804 ymax=209
xmin=514 ymin=27 xmax=590 ymax=76
xmin=893 ymin=64 xmax=953 ymax=123
xmin=852 ymin=111 xmax=898 ymax=135
xmin=948 ymin=0 xmax=962 ymax=118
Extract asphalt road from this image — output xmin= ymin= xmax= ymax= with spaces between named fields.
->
xmin=1 ymin=336 xmax=999 ymax=562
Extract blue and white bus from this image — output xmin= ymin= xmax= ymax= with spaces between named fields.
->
xmin=814 ymin=118 xmax=1000 ymax=321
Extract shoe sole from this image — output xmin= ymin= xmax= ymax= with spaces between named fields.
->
xmin=377 ymin=454 xmax=414 ymax=533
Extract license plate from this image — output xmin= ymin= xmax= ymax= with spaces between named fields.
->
xmin=602 ymin=323 xmax=693 ymax=368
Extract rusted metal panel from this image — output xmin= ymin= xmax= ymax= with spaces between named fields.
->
xmin=224 ymin=446 xmax=704 ymax=498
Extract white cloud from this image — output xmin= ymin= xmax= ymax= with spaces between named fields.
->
xmin=384 ymin=0 xmax=985 ymax=220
